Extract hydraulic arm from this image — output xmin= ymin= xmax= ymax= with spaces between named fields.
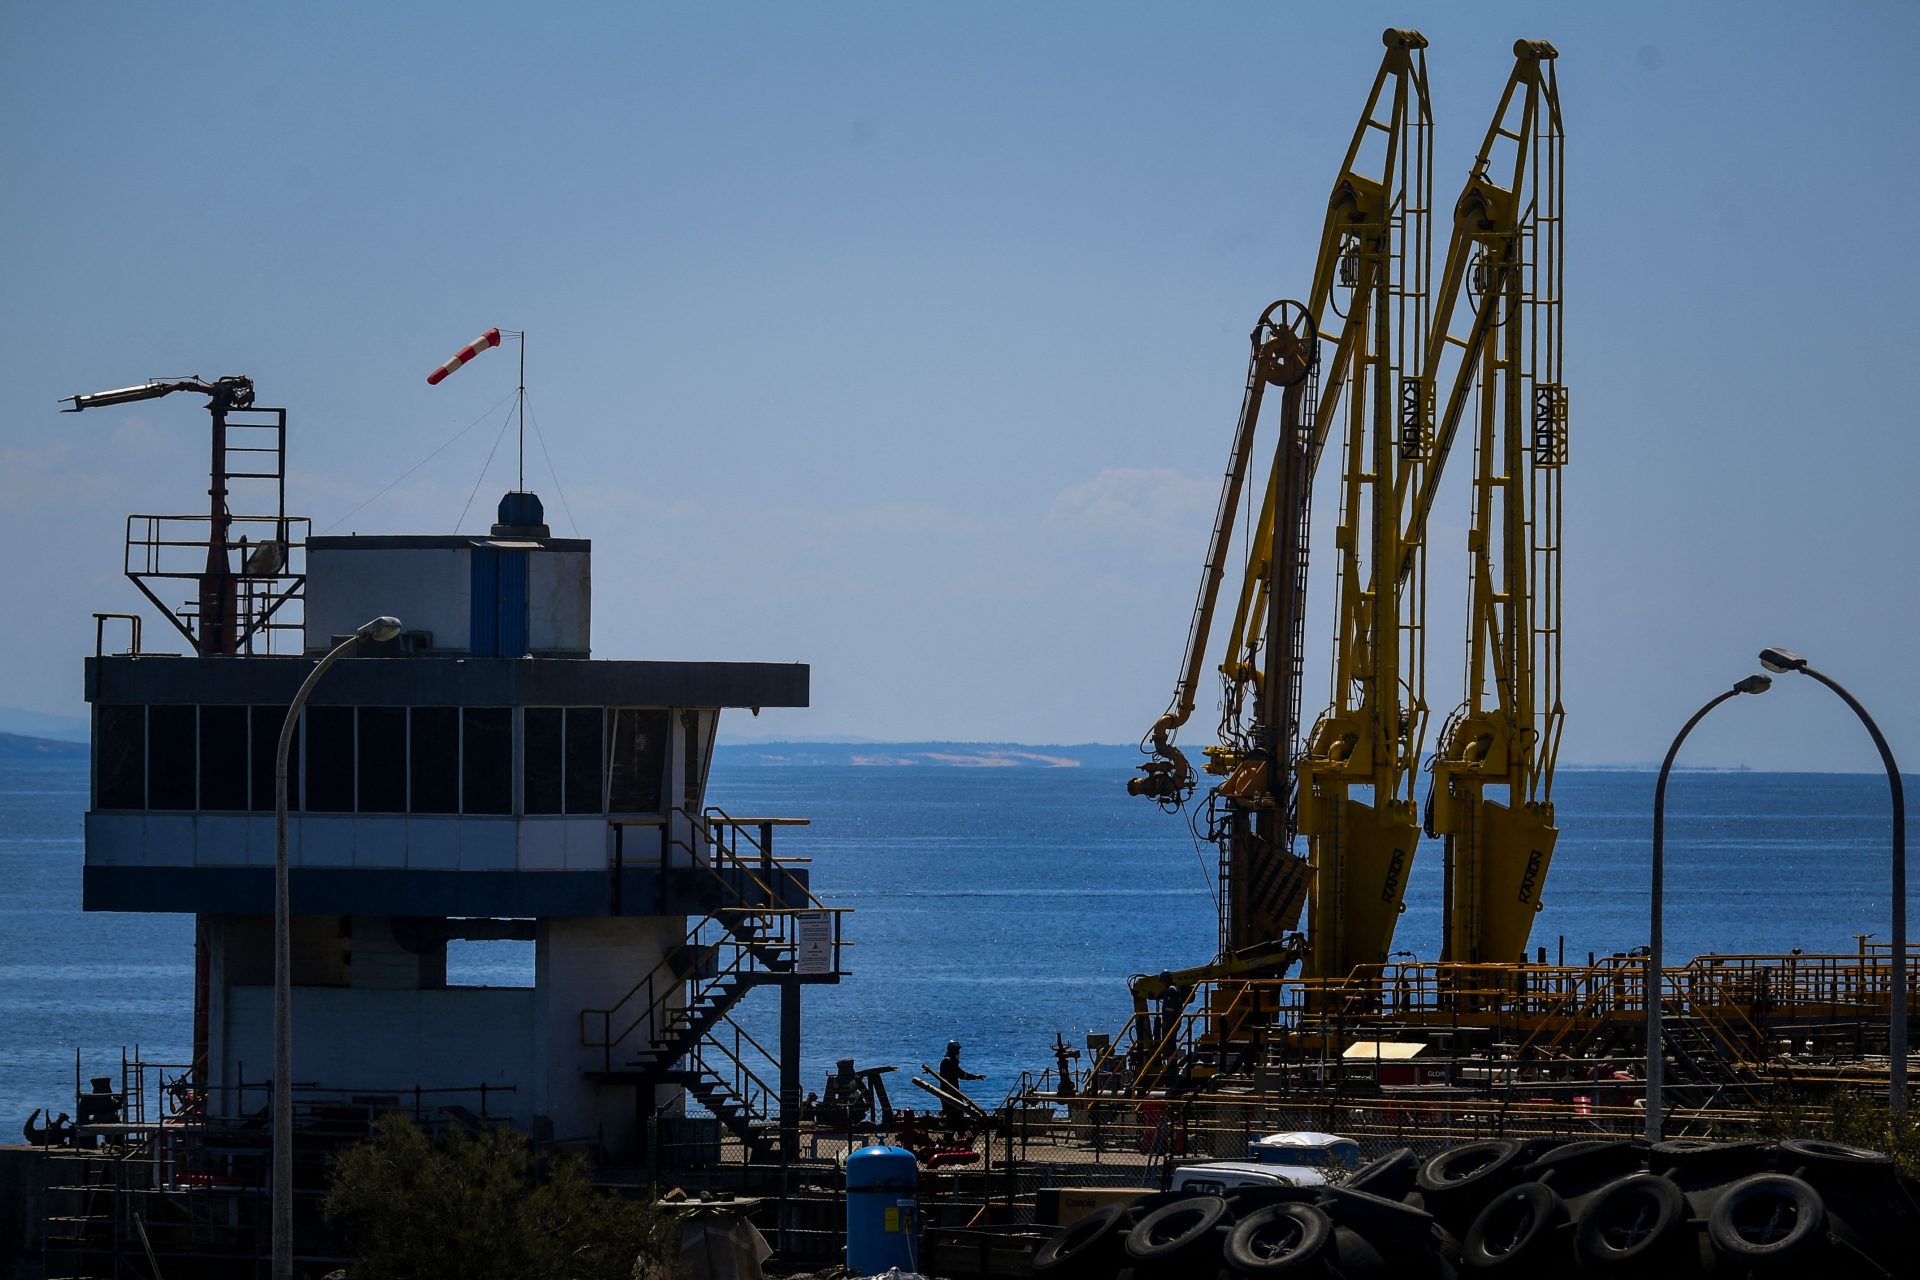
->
xmin=1130 ymin=299 xmax=1317 ymax=810
xmin=1130 ymin=29 xmax=1433 ymax=968
xmin=1421 ymin=41 xmax=1567 ymax=971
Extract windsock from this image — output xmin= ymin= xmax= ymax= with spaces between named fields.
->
xmin=426 ymin=327 xmax=503 ymax=385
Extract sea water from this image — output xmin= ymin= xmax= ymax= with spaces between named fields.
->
xmin=1 ymin=755 xmax=1912 ymax=1125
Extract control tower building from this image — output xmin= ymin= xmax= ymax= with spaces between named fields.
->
xmin=74 ymin=378 xmax=842 ymax=1160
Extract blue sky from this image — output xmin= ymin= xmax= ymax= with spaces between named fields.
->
xmin=3 ymin=3 xmax=1917 ymax=771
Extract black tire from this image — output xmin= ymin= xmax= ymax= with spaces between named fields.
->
xmin=1417 ymin=1139 xmax=1527 ymax=1230
xmin=1033 ymin=1203 xmax=1133 ymax=1276
xmin=1317 ymin=1184 xmax=1433 ymax=1237
xmin=1775 ymin=1137 xmax=1896 ymax=1185
xmin=1574 ymin=1173 xmax=1687 ymax=1271
xmin=1650 ymin=1138 xmax=1765 ymax=1176
xmin=1418 ymin=1139 xmax=1525 ymax=1195
xmin=1461 ymin=1180 xmax=1566 ymax=1272
xmin=1706 ymin=1173 xmax=1827 ymax=1264
xmin=1346 ymin=1146 xmax=1419 ymax=1200
xmin=1221 ymin=1184 xmax=1318 ymax=1218
xmin=1220 ymin=1202 xmax=1333 ymax=1274
xmin=1123 ymin=1195 xmax=1230 ymax=1268
xmin=1525 ymin=1137 xmax=1644 ymax=1187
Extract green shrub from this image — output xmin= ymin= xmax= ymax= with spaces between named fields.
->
xmin=1730 ymin=1088 xmax=1920 ymax=1179
xmin=324 ymin=1114 xmax=672 ymax=1280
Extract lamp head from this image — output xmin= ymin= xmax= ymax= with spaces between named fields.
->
xmin=1759 ymin=647 xmax=1807 ymax=674
xmin=1732 ymin=674 xmax=1773 ymax=695
xmin=357 ymin=616 xmax=404 ymax=643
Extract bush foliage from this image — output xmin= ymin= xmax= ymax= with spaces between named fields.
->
xmin=324 ymin=1114 xmax=672 ymax=1280
xmin=1733 ymin=1087 xmax=1920 ymax=1178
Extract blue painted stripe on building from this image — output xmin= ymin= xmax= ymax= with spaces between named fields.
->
xmin=470 ymin=549 xmax=500 ymax=658
xmin=499 ymin=549 xmax=529 ymax=658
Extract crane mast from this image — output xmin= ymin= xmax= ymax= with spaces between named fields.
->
xmin=1421 ymin=41 xmax=1566 ymax=974
xmin=1293 ymin=35 xmax=1433 ymax=988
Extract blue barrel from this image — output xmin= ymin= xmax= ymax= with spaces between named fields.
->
xmin=846 ymin=1144 xmax=918 ymax=1275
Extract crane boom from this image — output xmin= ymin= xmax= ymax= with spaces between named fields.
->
xmin=1291 ymin=33 xmax=1433 ymax=989
xmin=1422 ymin=40 xmax=1566 ymax=975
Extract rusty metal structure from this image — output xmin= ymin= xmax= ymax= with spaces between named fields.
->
xmin=64 ymin=375 xmax=308 ymax=658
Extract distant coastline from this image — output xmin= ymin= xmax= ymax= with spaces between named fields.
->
xmin=0 ymin=731 xmax=88 ymax=761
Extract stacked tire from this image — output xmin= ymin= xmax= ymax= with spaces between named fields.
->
xmin=1030 ymin=1137 xmax=1918 ymax=1278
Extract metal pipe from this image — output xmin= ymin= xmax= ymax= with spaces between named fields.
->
xmin=273 ymin=616 xmax=400 ymax=1280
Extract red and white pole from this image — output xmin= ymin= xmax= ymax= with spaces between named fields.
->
xmin=426 ymin=327 xmax=503 ymax=385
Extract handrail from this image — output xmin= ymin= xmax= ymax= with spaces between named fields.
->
xmin=580 ymin=902 xmax=849 ymax=1060
xmin=700 ymin=804 xmax=833 ymax=911
xmin=690 ymin=1014 xmax=781 ymax=1123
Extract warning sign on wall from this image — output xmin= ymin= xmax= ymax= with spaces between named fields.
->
xmin=795 ymin=911 xmax=834 ymax=974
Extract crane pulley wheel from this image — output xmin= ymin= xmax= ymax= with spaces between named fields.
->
xmin=1251 ymin=299 xmax=1317 ymax=388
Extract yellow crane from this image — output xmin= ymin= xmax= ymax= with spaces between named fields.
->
xmin=1131 ymin=30 xmax=1433 ymax=968
xmin=1292 ymin=35 xmax=1434 ymax=989
xmin=1419 ymin=41 xmax=1567 ymax=972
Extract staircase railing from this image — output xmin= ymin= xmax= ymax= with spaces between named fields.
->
xmin=1508 ymin=956 xmax=1641 ymax=1061
xmin=580 ymin=805 xmax=847 ymax=1070
xmin=685 ymin=1012 xmax=784 ymax=1131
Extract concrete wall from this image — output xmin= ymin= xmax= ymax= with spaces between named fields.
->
xmin=307 ymin=547 xmax=471 ymax=653
xmin=528 ymin=550 xmax=590 ymax=655
xmin=205 ymin=911 xmax=685 ymax=1149
xmin=220 ymin=986 xmax=539 ymax=1126
xmin=537 ymin=915 xmax=681 ymax=1153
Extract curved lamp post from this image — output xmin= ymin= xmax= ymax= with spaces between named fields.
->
xmin=1759 ymin=647 xmax=1907 ymax=1116
xmin=273 ymin=616 xmax=402 ymax=1279
xmin=1647 ymin=673 xmax=1772 ymax=1142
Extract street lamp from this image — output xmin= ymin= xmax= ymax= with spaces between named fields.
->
xmin=1646 ymin=672 xmax=1772 ymax=1143
xmin=1758 ymin=646 xmax=1908 ymax=1116
xmin=273 ymin=615 xmax=402 ymax=1279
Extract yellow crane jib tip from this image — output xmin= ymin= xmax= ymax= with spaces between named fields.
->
xmin=1513 ymin=39 xmax=1559 ymax=61
xmin=1382 ymin=28 xmax=1428 ymax=50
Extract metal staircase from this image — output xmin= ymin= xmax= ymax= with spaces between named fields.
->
xmin=581 ymin=809 xmax=846 ymax=1161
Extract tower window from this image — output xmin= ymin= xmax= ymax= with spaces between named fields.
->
xmin=96 ymin=705 xmax=145 ymax=810
xmin=522 ymin=707 xmax=563 ymax=815
xmin=198 ymin=705 xmax=249 ymax=811
xmin=410 ymin=707 xmax=460 ymax=815
xmin=356 ymin=707 xmax=407 ymax=813
xmin=147 ymin=704 xmax=197 ymax=810
xmin=303 ymin=706 xmax=354 ymax=812
xmin=462 ymin=708 xmax=513 ymax=815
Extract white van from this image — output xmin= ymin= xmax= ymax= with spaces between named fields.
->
xmin=1167 ymin=1160 xmax=1330 ymax=1194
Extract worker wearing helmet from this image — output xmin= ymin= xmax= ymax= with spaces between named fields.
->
xmin=938 ymin=1041 xmax=983 ymax=1122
